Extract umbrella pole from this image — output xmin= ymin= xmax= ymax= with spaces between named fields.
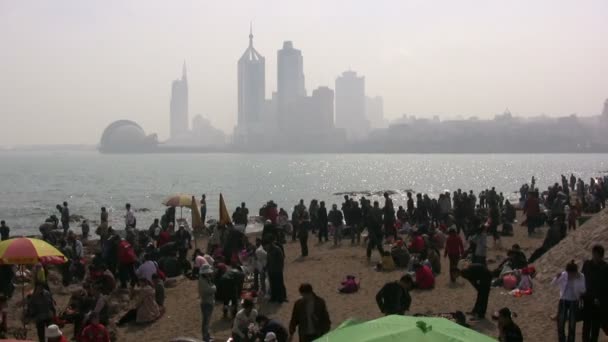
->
xmin=21 ymin=264 xmax=26 ymax=330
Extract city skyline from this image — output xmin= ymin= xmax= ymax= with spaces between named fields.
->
xmin=1 ymin=0 xmax=608 ymax=145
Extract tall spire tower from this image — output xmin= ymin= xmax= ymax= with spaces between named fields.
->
xmin=170 ymin=62 xmax=189 ymax=141
xmin=237 ymin=24 xmax=265 ymax=130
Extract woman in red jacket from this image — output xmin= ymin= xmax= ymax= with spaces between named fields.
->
xmin=444 ymin=228 xmax=465 ymax=282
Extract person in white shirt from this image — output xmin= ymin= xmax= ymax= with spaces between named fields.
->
xmin=254 ymin=239 xmax=268 ymax=295
xmin=552 ymin=260 xmax=586 ymax=342
xmin=232 ymin=299 xmax=258 ymax=342
xmin=125 ymin=203 xmax=136 ymax=228
xmin=136 ymin=256 xmax=158 ymax=283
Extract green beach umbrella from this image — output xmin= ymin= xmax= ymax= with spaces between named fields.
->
xmin=315 ymin=315 xmax=497 ymax=342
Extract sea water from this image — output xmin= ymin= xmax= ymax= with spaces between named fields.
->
xmin=0 ymin=151 xmax=606 ymax=235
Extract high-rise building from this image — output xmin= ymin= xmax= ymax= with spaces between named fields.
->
xmin=237 ymin=25 xmax=265 ymax=127
xmin=335 ymin=70 xmax=369 ymax=140
xmin=170 ymin=62 xmax=189 ymax=140
xmin=366 ymin=96 xmax=386 ymax=129
xmin=277 ymin=41 xmax=306 ymax=129
xmin=603 ymin=98 xmax=608 ymax=117
xmin=312 ymin=86 xmax=335 ymax=130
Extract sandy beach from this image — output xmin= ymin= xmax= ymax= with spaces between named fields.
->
xmin=5 ymin=208 xmax=608 ymax=342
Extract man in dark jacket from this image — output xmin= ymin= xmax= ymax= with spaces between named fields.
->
xmin=582 ymin=244 xmax=608 ymax=342
xmin=289 ymin=284 xmax=331 ymax=342
xmin=455 ymin=263 xmax=492 ymax=320
xmin=317 ymin=202 xmax=328 ymax=243
xmin=366 ymin=201 xmax=385 ymax=261
xmin=376 ymin=274 xmax=413 ymax=315
xmin=328 ymin=204 xmax=344 ymax=246
xmin=265 ymin=239 xmax=287 ymax=303
xmin=256 ymin=315 xmax=288 ymax=342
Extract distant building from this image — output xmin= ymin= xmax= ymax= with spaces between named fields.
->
xmin=366 ymin=96 xmax=386 ymax=129
xmin=192 ymin=115 xmax=226 ymax=147
xmin=336 ymin=71 xmax=369 ymax=140
xmin=603 ymin=98 xmax=608 ymax=117
xmin=237 ymin=25 xmax=265 ymax=131
xmin=277 ymin=41 xmax=306 ymax=130
xmin=170 ymin=63 xmax=189 ymax=140
xmin=312 ymin=86 xmax=335 ymax=130
xmin=99 ymin=120 xmax=158 ymax=153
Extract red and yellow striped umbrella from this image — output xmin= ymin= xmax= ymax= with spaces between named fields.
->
xmin=162 ymin=193 xmax=195 ymax=208
xmin=0 ymin=237 xmax=67 ymax=265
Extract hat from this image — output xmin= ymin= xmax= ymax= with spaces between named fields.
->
xmin=200 ymin=264 xmax=214 ymax=275
xmin=46 ymin=324 xmax=63 ymax=338
xmin=264 ymin=332 xmax=277 ymax=342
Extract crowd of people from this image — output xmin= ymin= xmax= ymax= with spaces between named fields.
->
xmin=0 ymin=174 xmax=607 ymax=342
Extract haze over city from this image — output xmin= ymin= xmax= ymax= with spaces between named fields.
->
xmin=1 ymin=0 xmax=608 ymax=146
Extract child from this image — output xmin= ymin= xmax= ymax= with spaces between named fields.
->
xmin=339 ymin=275 xmax=360 ymax=294
xmin=517 ymin=267 xmax=533 ymax=291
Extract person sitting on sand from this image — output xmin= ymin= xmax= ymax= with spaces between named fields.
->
xmin=232 ymin=299 xmax=257 ymax=342
xmin=494 ymin=307 xmax=523 ymax=342
xmin=408 ymin=231 xmax=425 ymax=254
xmin=46 ymin=324 xmax=69 ymax=342
xmin=413 ymin=263 xmax=435 ymax=290
xmin=117 ymin=278 xmax=161 ymax=326
xmin=79 ymin=312 xmax=110 ymax=342
xmin=375 ymin=274 xmax=414 ymax=315
xmin=256 ymin=315 xmax=288 ymax=342
xmin=390 ymin=240 xmax=410 ymax=268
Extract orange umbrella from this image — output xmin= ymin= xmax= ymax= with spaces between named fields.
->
xmin=219 ymin=193 xmax=232 ymax=226
xmin=0 ymin=237 xmax=67 ymax=265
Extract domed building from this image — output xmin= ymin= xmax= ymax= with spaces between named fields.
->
xmin=99 ymin=120 xmax=158 ymax=153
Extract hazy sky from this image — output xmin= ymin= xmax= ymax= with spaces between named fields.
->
xmin=1 ymin=0 xmax=607 ymax=145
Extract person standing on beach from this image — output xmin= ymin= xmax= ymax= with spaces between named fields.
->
xmin=60 ymin=202 xmax=70 ymax=236
xmin=125 ymin=203 xmax=136 ymax=228
xmin=298 ymin=212 xmax=311 ymax=257
xmin=553 ymin=261 xmax=586 ymax=342
xmin=445 ymin=227 xmax=465 ymax=283
xmin=328 ymin=204 xmax=344 ymax=246
xmin=523 ymin=191 xmax=540 ymax=236
xmin=289 ymin=283 xmax=331 ymax=342
xmin=317 ymin=202 xmax=328 ymax=243
xmin=406 ymin=192 xmax=415 ymax=219
xmin=375 ymin=274 xmax=414 ymax=315
xmin=0 ymin=221 xmax=9 ymax=241
xmin=200 ymin=194 xmax=207 ymax=224
xmin=581 ymin=245 xmax=608 ymax=342
xmin=366 ymin=201 xmax=384 ymax=261
xmin=198 ymin=264 xmax=216 ymax=342
xmin=266 ymin=238 xmax=287 ymax=303
xmin=454 ymin=263 xmax=492 ymax=320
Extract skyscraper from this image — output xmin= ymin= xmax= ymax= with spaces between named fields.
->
xmin=366 ymin=96 xmax=386 ymax=129
xmin=237 ymin=25 xmax=265 ymax=127
xmin=312 ymin=86 xmax=335 ymax=130
xmin=335 ymin=70 xmax=369 ymax=140
xmin=277 ymin=41 xmax=306 ymax=129
xmin=170 ymin=62 xmax=189 ymax=140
